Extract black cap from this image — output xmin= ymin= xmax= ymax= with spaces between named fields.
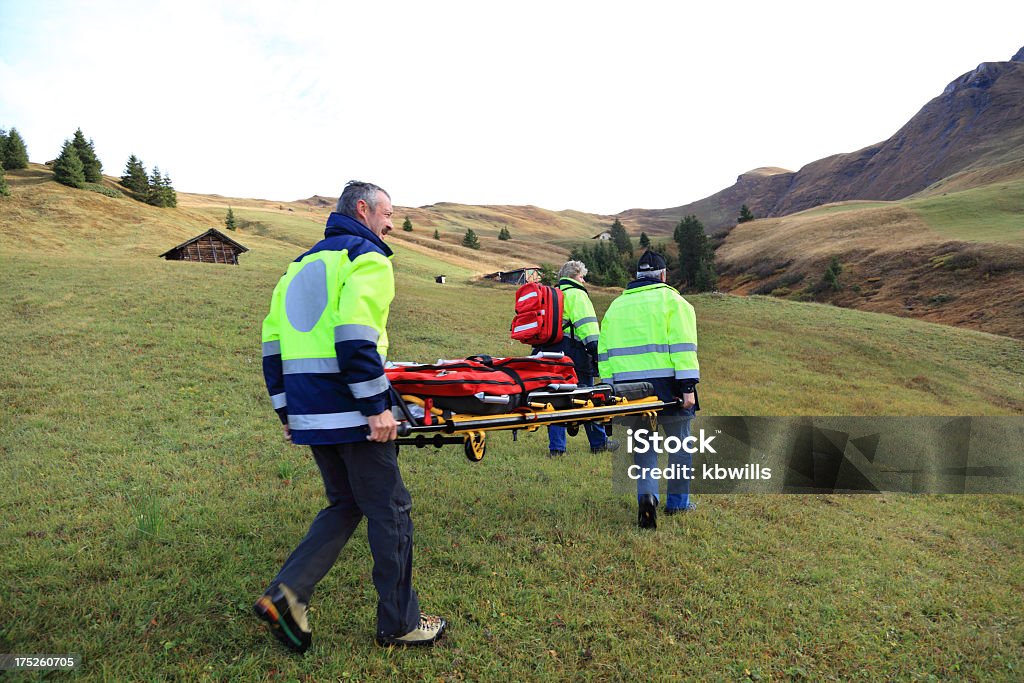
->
xmin=637 ymin=250 xmax=667 ymax=272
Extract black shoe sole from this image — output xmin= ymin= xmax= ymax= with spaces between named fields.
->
xmin=254 ymin=594 xmax=311 ymax=654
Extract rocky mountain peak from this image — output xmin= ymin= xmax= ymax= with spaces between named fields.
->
xmin=1012 ymin=46 xmax=1024 ymax=63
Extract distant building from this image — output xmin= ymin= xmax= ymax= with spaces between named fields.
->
xmin=592 ymin=231 xmax=612 ymax=240
xmin=159 ymin=228 xmax=248 ymax=265
xmin=482 ymin=267 xmax=541 ymax=285
xmin=435 ymin=275 xmax=446 ymax=284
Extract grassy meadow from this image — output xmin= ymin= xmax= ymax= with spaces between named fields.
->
xmin=1 ymin=171 xmax=1023 ymax=680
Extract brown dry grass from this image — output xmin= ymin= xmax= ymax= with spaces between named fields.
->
xmin=717 ymin=202 xmax=1024 ymax=339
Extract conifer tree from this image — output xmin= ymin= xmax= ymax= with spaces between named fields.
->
xmin=609 ymin=218 xmax=633 ymax=256
xmin=462 ymin=228 xmax=480 ymax=250
xmin=0 ymin=129 xmax=7 ymax=164
xmin=71 ymin=128 xmax=102 ymax=182
xmin=121 ymin=155 xmax=148 ymax=194
xmin=433 ymin=229 xmax=440 ymax=240
xmin=498 ymin=226 xmax=511 ymax=241
xmin=147 ymin=167 xmax=163 ymax=206
xmin=225 ymin=206 xmax=237 ymax=230
xmin=402 ymin=216 xmax=413 ymax=232
xmin=160 ymin=170 xmax=177 ymax=208
xmin=0 ymin=159 xmax=9 ymax=197
xmin=823 ymin=256 xmax=842 ymax=291
xmin=53 ymin=140 xmax=86 ymax=188
xmin=639 ymin=231 xmax=650 ymax=248
xmin=673 ymin=214 xmax=716 ymax=291
xmin=2 ymin=127 xmax=29 ymax=170
xmin=738 ymin=204 xmax=755 ymax=223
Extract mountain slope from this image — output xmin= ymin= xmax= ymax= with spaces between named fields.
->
xmin=628 ymin=48 xmax=1024 ymax=233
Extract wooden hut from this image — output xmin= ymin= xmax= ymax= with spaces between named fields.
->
xmin=159 ymin=229 xmax=248 ymax=265
xmin=482 ymin=267 xmax=541 ymax=285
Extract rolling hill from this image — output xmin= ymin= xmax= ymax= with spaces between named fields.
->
xmin=1 ymin=153 xmax=1022 ymax=680
xmin=713 ymin=179 xmax=1024 ymax=339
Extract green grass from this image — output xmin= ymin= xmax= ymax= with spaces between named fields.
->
xmin=1 ymin=184 xmax=1023 ymax=680
xmin=905 ymin=179 xmax=1024 ymax=245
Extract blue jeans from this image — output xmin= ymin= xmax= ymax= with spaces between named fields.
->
xmin=633 ymin=412 xmax=694 ymax=510
xmin=547 ymin=378 xmax=607 ymax=452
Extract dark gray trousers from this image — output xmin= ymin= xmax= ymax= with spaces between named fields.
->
xmin=270 ymin=440 xmax=420 ymax=637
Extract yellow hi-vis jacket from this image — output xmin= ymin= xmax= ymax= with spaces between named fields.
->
xmin=560 ymin=277 xmax=600 ymax=347
xmin=261 ymin=213 xmax=394 ymax=445
xmin=597 ymin=279 xmax=699 ymax=405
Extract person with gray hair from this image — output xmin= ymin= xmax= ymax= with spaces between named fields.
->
xmin=256 ymin=179 xmax=446 ymax=652
xmin=535 ymin=260 xmax=619 ymax=456
xmin=598 ymin=249 xmax=701 ymax=528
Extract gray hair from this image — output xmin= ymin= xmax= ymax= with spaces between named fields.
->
xmin=637 ymin=268 xmax=665 ymax=281
xmin=335 ymin=180 xmax=390 ymax=219
xmin=558 ymin=260 xmax=588 ymax=280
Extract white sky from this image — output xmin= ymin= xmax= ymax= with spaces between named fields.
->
xmin=1 ymin=1 xmax=1022 ymax=215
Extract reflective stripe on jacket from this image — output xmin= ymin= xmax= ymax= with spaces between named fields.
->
xmin=559 ymin=277 xmax=599 ymax=346
xmin=597 ymin=280 xmax=698 ymax=403
xmin=262 ymin=212 xmax=394 ymax=445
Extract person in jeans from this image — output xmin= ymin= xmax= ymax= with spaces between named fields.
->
xmin=598 ymin=250 xmax=701 ymax=528
xmin=539 ymin=260 xmax=619 ymax=456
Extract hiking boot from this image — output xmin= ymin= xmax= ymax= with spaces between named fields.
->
xmin=591 ymin=438 xmax=620 ymax=454
xmin=376 ymin=614 xmax=447 ymax=647
xmin=664 ymin=501 xmax=698 ymax=515
xmin=254 ymin=583 xmax=311 ymax=654
xmin=638 ymin=494 xmax=657 ymax=530
xmin=548 ymin=450 xmax=565 ymax=458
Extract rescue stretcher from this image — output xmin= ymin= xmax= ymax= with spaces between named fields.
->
xmin=386 ymin=353 xmax=679 ymax=461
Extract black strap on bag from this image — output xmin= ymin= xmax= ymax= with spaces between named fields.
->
xmin=466 ymin=355 xmax=527 ymax=395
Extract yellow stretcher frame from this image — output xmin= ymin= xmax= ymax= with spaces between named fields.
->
xmin=394 ymin=393 xmax=678 ymax=462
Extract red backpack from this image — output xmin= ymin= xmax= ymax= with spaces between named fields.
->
xmin=510 ymin=283 xmax=564 ymax=347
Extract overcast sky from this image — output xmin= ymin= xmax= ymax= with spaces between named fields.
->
xmin=1 ymin=1 xmax=1022 ymax=215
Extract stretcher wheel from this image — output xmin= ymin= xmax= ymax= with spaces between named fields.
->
xmin=464 ymin=432 xmax=486 ymax=462
xmin=566 ymin=423 xmax=580 ymax=437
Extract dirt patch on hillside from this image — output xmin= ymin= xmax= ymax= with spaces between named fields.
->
xmin=721 ymin=240 xmax=1024 ymax=339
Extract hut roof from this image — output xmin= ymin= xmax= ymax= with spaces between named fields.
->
xmin=159 ymin=228 xmax=249 ymax=258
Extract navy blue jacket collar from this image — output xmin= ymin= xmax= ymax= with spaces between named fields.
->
xmin=625 ymin=278 xmax=677 ymax=293
xmin=324 ymin=212 xmax=393 ymax=258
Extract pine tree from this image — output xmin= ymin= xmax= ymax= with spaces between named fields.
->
xmin=569 ymin=241 xmax=628 ymax=287
xmin=402 ymin=216 xmax=413 ymax=232
xmin=121 ymin=155 xmax=148 ymax=194
xmin=823 ymin=256 xmax=842 ymax=291
xmin=639 ymin=231 xmax=650 ymax=248
xmin=53 ymin=140 xmax=86 ymax=188
xmin=3 ymin=127 xmax=29 ymax=170
xmin=433 ymin=229 xmax=440 ymax=240
xmin=738 ymin=204 xmax=755 ymax=223
xmin=498 ymin=226 xmax=511 ymax=241
xmin=462 ymin=228 xmax=480 ymax=249
xmin=225 ymin=206 xmax=237 ymax=231
xmin=0 ymin=129 xmax=7 ymax=164
xmin=161 ymin=170 xmax=177 ymax=208
xmin=0 ymin=159 xmax=9 ymax=197
xmin=71 ymin=128 xmax=102 ymax=182
xmin=147 ymin=167 xmax=167 ymax=206
xmin=673 ymin=214 xmax=716 ymax=291
xmin=609 ymin=218 xmax=633 ymax=256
